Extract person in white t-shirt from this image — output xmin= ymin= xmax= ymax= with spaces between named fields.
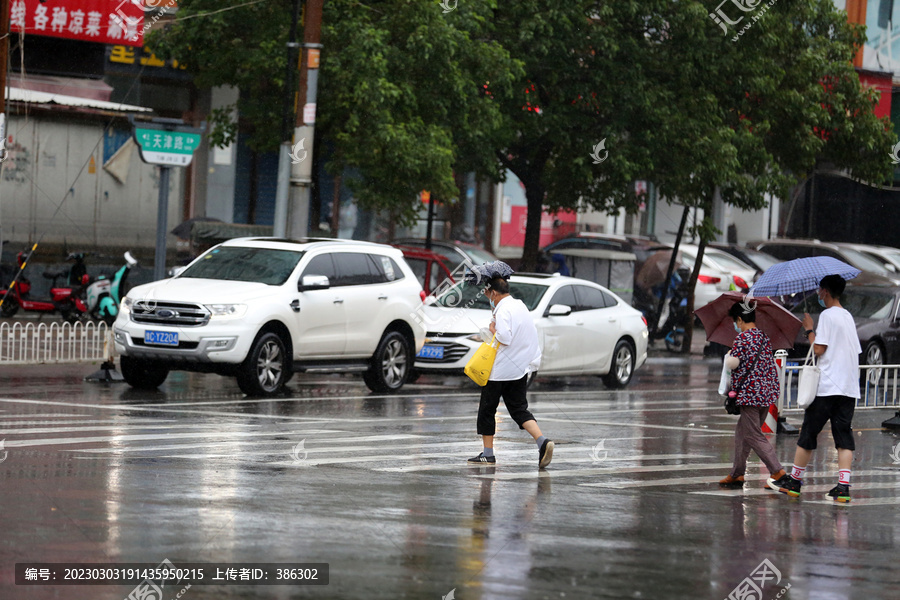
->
xmin=467 ymin=275 xmax=554 ymax=468
xmin=769 ymin=275 xmax=860 ymax=503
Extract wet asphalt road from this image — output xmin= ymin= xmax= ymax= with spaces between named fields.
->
xmin=2 ymin=357 xmax=900 ymax=600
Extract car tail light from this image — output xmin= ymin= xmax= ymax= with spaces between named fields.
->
xmin=697 ymin=275 xmax=721 ymax=284
xmin=641 ymin=315 xmax=648 ymax=327
xmin=419 ymin=290 xmax=427 ymax=302
xmin=733 ymin=275 xmax=749 ymax=289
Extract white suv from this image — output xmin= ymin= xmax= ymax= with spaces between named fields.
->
xmin=113 ymin=238 xmax=425 ymax=396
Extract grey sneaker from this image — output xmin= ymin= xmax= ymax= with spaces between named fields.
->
xmin=538 ymin=439 xmax=554 ymax=468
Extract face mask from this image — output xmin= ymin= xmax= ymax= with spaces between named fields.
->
xmin=489 ymin=298 xmax=495 ymax=310
xmin=734 ymin=323 xmax=741 ymax=333
xmin=818 ymin=297 xmax=826 ymax=308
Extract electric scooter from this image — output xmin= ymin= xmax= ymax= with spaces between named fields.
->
xmin=0 ymin=252 xmax=88 ymax=322
xmin=84 ymin=252 xmax=138 ymax=325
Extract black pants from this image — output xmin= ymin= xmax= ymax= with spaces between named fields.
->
xmin=477 ymin=375 xmax=536 ymax=436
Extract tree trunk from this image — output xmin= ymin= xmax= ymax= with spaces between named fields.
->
xmin=521 ymin=183 xmax=545 ymax=272
xmin=652 ymin=205 xmax=689 ymax=338
xmin=682 ymin=220 xmax=711 ymax=354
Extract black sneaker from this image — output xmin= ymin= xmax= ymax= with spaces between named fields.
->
xmin=538 ymin=439 xmax=554 ymax=468
xmin=766 ymin=474 xmax=792 ymax=492
xmin=467 ymin=452 xmax=496 ymax=464
xmin=771 ymin=476 xmax=802 ymax=497
xmin=827 ymin=484 xmax=851 ymax=503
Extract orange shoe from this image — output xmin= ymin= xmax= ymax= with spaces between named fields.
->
xmin=719 ymin=474 xmax=744 ymax=489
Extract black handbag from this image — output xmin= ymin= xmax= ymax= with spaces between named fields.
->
xmin=724 ymin=340 xmax=765 ymax=415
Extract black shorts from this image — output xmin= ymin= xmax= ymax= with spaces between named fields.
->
xmin=797 ymin=395 xmax=856 ymax=451
xmin=477 ymin=375 xmax=535 ymax=436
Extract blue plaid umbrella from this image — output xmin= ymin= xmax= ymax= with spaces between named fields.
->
xmin=463 ymin=260 xmax=515 ymax=285
xmin=749 ymin=256 xmax=861 ymax=297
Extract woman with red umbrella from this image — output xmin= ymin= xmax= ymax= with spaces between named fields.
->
xmin=718 ymin=302 xmax=788 ymax=489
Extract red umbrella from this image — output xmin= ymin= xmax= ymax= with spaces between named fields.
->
xmin=694 ymin=292 xmax=802 ymax=350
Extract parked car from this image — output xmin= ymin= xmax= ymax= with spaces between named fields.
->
xmin=539 ymin=233 xmax=660 ymax=276
xmin=788 ymin=281 xmax=900 ymax=383
xmin=413 ymin=273 xmax=649 ymax=388
xmin=709 ymin=243 xmax=782 ymax=276
xmin=114 ymin=238 xmax=426 ymax=396
xmin=643 ymin=244 xmax=756 ymax=309
xmin=838 ymin=243 xmax=900 ymax=275
xmin=750 ymin=239 xmax=900 ymax=283
xmin=394 ymin=245 xmax=455 ymax=296
xmin=391 ymin=238 xmax=497 ymax=271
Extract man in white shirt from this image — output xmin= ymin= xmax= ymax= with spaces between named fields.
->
xmin=468 ymin=276 xmax=554 ymax=468
xmin=769 ymin=274 xmax=860 ymax=503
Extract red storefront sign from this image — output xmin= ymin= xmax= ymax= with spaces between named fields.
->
xmin=11 ymin=0 xmax=145 ymax=47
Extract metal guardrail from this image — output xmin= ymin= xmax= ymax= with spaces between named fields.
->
xmin=0 ymin=321 xmax=111 ymax=365
xmin=780 ymin=364 xmax=900 ymax=410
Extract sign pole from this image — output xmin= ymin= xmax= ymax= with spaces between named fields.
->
xmin=154 ymin=166 xmax=171 ymax=281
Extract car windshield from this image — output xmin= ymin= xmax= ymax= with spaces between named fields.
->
xmin=180 ymin=246 xmax=304 ymax=285
xmin=839 ymin=247 xmax=890 ymax=275
xmin=793 ymin=289 xmax=895 ymax=320
xmin=435 ymin=281 xmax=548 ymax=311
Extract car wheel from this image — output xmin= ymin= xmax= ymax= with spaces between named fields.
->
xmin=602 ymin=339 xmax=635 ymax=389
xmin=120 ymin=355 xmax=169 ymax=390
xmin=1 ymin=298 xmax=18 ymax=318
xmin=863 ymin=340 xmax=885 ymax=385
xmin=363 ymin=331 xmax=411 ymax=393
xmin=237 ymin=332 xmax=289 ymax=396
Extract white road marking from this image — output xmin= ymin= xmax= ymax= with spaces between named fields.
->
xmin=487 ymin=462 xmax=735 ymax=481
xmin=1 ymin=429 xmax=396 ymax=448
xmin=692 ymin=480 xmax=900 ymax=497
xmin=537 ymin=416 xmax=733 ymax=434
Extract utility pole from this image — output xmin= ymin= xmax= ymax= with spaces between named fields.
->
xmin=272 ymin=0 xmax=301 ymax=238
xmin=0 ymin=0 xmax=11 ymax=161
xmin=286 ymin=0 xmax=323 ymax=239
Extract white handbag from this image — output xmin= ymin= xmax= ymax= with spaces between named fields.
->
xmin=718 ymin=360 xmax=731 ymax=396
xmin=797 ymin=345 xmax=820 ymax=409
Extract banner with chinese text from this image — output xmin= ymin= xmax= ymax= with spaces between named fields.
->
xmin=10 ymin=0 xmax=145 ymax=47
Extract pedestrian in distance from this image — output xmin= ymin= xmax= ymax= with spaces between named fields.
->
xmin=768 ymin=274 xmax=860 ymax=503
xmin=467 ymin=274 xmax=554 ymax=468
xmin=718 ymin=302 xmax=788 ymax=489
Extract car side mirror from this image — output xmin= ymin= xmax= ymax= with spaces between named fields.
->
xmin=885 ymin=263 xmax=897 ymax=273
xmin=546 ymin=304 xmax=572 ymax=317
xmin=299 ymin=275 xmax=330 ymax=291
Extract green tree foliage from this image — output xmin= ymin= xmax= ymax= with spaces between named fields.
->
xmin=152 ymin=0 xmax=894 ymax=273
xmin=151 ymin=0 xmax=519 ymax=224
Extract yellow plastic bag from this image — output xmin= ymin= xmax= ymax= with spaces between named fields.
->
xmin=464 ymin=334 xmax=498 ymax=386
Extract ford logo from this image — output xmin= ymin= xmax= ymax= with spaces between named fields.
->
xmin=157 ymin=309 xmax=176 ymax=318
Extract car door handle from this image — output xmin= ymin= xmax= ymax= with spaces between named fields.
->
xmin=290 ymin=299 xmax=301 ymax=313
xmin=378 ymin=295 xmax=388 ymax=301
xmin=576 ymin=320 xmax=584 ymax=326
xmin=608 ymin=317 xmax=617 ymax=322
xmin=333 ymin=298 xmax=344 ymax=304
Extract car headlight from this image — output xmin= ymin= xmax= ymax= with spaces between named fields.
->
xmin=120 ymin=297 xmax=132 ymax=315
xmin=206 ymin=304 xmax=247 ymax=318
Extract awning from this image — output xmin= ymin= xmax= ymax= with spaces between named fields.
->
xmin=8 ymin=87 xmax=153 ymax=113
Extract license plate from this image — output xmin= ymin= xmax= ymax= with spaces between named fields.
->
xmin=144 ymin=330 xmax=179 ymax=346
xmin=417 ymin=345 xmax=444 ymax=359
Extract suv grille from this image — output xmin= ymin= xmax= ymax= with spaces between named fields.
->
xmin=131 ymin=301 xmax=210 ymax=327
